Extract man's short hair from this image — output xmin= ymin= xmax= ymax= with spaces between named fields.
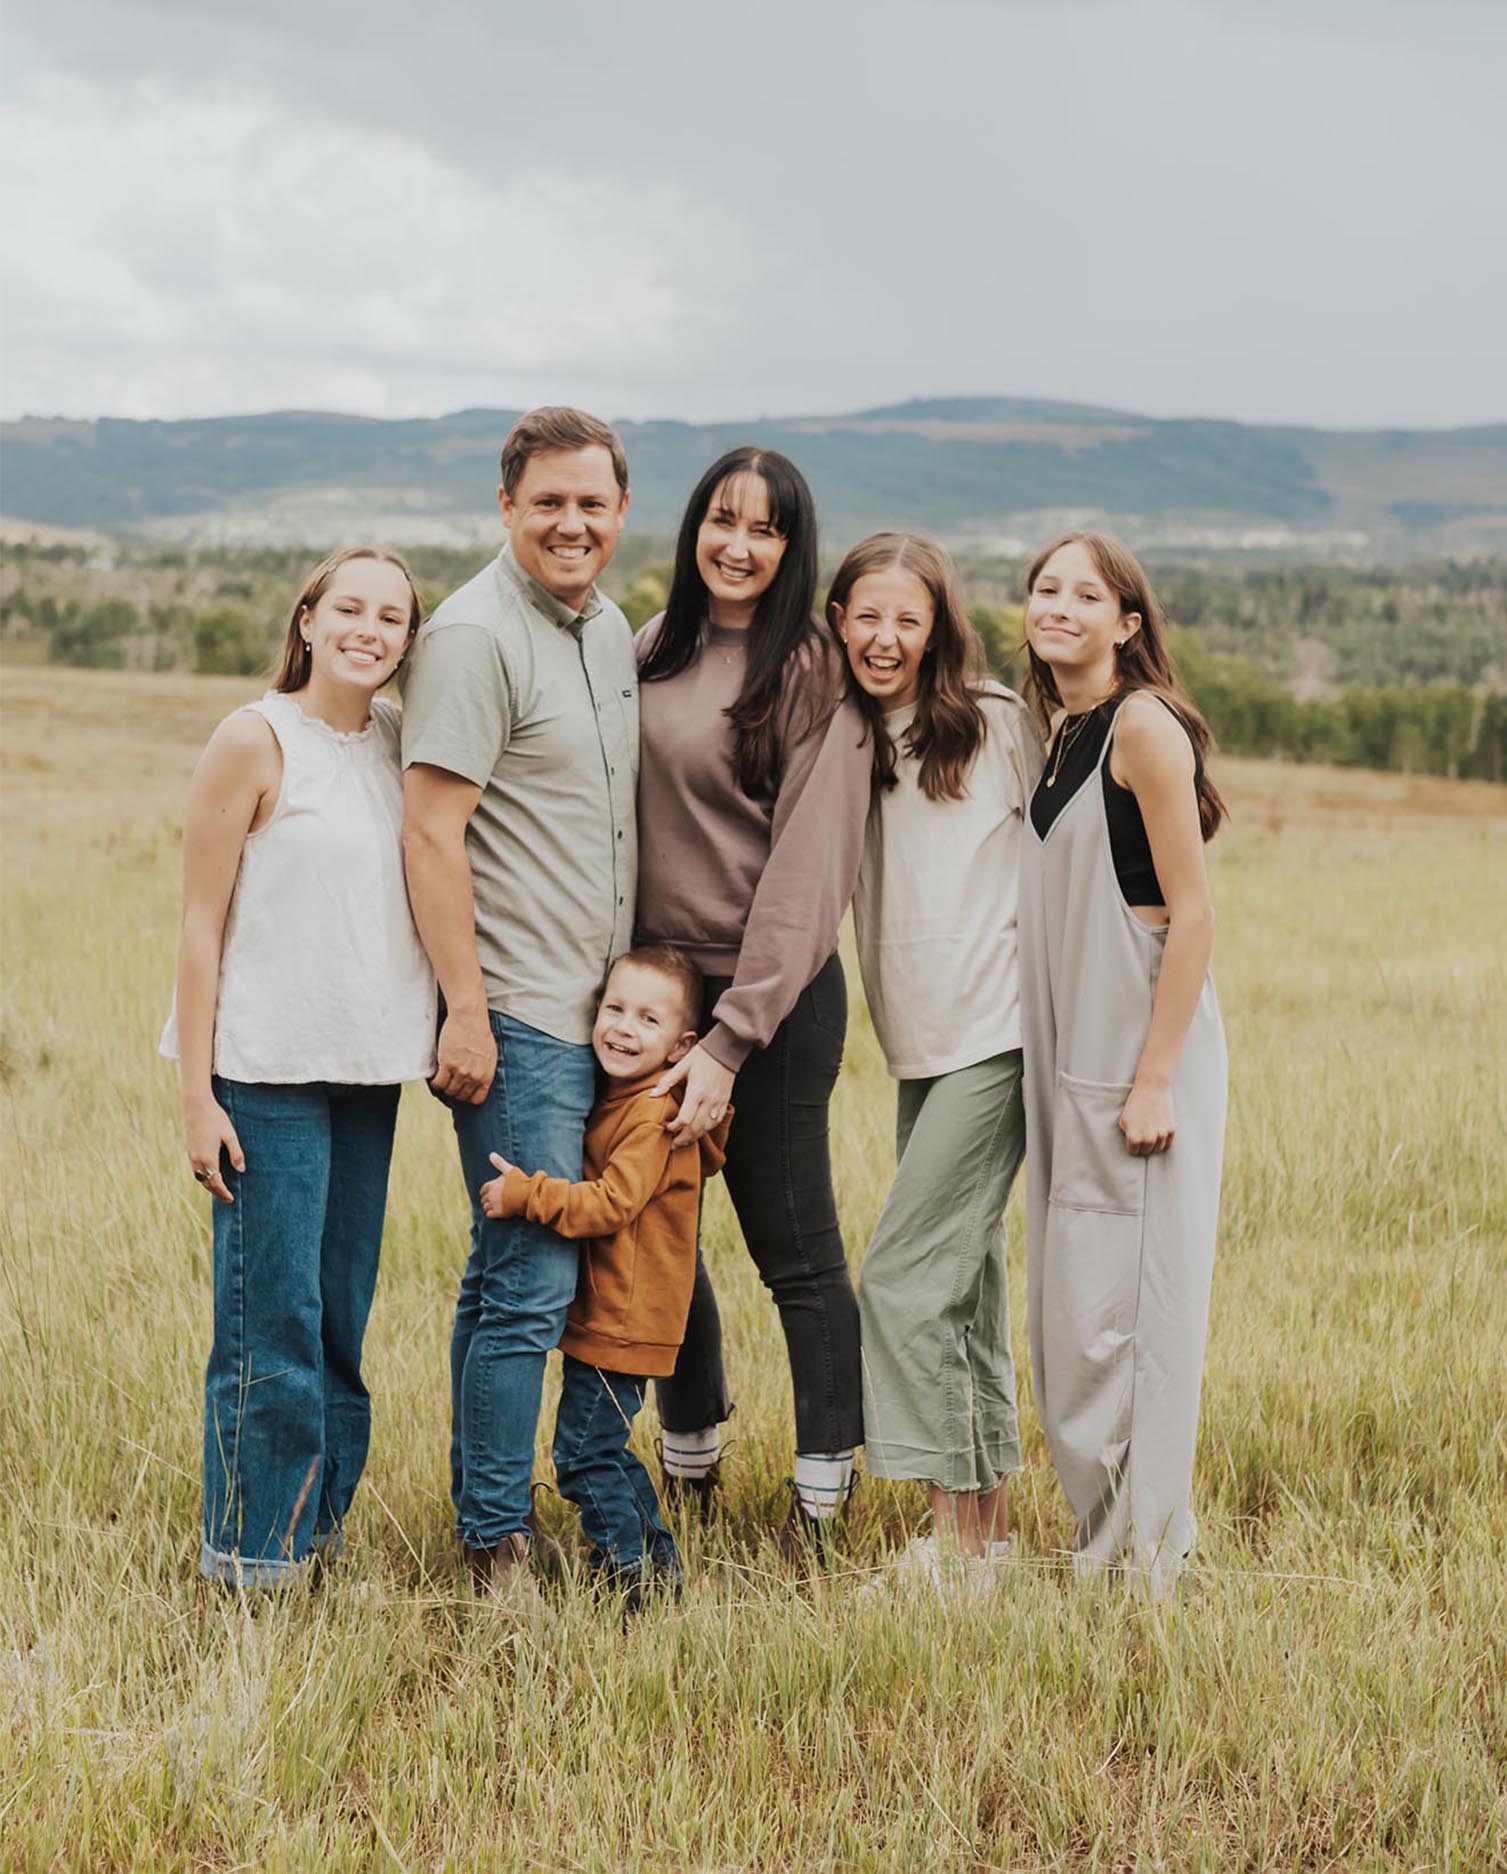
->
xmin=612 ymin=944 xmax=703 ymax=1031
xmin=500 ymin=406 xmax=630 ymax=499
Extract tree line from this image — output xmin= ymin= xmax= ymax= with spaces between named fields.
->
xmin=3 ymin=540 xmax=1503 ymax=783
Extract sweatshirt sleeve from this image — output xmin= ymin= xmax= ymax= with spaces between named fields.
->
xmin=496 ymin=1119 xmax=673 ymax=1239
xmin=702 ymin=647 xmax=872 ymax=1071
xmin=1005 ymin=696 xmax=1046 ymax=806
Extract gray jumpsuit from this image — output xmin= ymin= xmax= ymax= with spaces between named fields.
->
xmin=1019 ymin=699 xmax=1226 ymax=1597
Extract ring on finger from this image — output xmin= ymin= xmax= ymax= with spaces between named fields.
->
xmin=193 ymin=1166 xmax=213 ymax=1184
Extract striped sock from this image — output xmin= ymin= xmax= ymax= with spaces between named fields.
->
xmin=793 ymin=1451 xmax=854 ymax=1521
xmin=661 ymin=1425 xmax=721 ymax=1481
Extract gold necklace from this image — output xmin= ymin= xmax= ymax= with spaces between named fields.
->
xmin=1045 ymin=707 xmax=1095 ymax=787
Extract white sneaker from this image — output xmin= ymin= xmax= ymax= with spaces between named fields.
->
xmin=861 ymin=1535 xmax=995 ymax=1601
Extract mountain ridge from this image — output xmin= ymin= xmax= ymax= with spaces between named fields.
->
xmin=4 ymin=397 xmax=1504 ymax=558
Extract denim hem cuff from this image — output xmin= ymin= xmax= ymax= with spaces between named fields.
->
xmin=200 ymin=1539 xmax=310 ymax=1589
xmin=458 ymin=1528 xmax=531 ymax=1552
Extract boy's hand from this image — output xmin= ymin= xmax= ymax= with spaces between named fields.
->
xmin=479 ymin=1150 xmax=516 ymax=1219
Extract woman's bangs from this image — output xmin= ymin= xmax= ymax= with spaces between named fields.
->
xmin=720 ymin=462 xmax=795 ymax=538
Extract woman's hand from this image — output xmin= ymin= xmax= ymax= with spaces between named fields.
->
xmin=654 ymin=1044 xmax=736 ymax=1147
xmin=185 ymin=1099 xmax=245 ymax=1204
xmin=1119 ymin=1079 xmax=1175 ymax=1156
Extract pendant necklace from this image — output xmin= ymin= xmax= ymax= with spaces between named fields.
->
xmin=1045 ymin=706 xmax=1096 ymax=787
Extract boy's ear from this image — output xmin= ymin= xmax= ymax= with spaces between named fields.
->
xmin=667 ymin=1030 xmax=697 ymax=1064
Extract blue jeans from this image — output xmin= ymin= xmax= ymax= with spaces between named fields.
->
xmin=448 ymin=1012 xmax=595 ymax=1549
xmin=553 ymin=1357 xmax=680 ymax=1577
xmin=203 ymin=1077 xmax=399 ymax=1586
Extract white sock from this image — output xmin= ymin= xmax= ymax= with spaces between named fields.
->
xmin=661 ymin=1425 xmax=721 ymax=1481
xmin=794 ymin=1451 xmax=854 ymax=1521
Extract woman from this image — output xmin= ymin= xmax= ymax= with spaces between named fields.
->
xmin=162 ymin=547 xmax=435 ymax=1587
xmin=635 ymin=447 xmax=870 ymax=1549
xmin=1018 ymin=531 xmax=1227 ymax=1598
xmin=829 ymin=533 xmax=1042 ymax=1592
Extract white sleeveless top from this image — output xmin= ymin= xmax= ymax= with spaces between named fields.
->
xmin=160 ymin=692 xmax=436 ymax=1084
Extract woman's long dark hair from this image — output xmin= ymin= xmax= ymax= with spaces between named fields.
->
xmin=638 ymin=447 xmax=823 ymax=798
xmin=826 ymin=532 xmax=987 ymax=802
xmin=1024 ymin=531 xmax=1226 ymax=840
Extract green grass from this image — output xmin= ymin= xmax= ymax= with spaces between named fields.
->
xmin=2 ymin=668 xmax=1505 ymax=1870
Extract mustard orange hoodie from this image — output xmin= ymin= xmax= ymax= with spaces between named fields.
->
xmin=495 ymin=1071 xmax=731 ymax=1378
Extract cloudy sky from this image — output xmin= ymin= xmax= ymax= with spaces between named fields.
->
xmin=3 ymin=0 xmax=1504 ymax=430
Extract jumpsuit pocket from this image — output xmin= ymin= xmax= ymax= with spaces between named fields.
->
xmin=1048 ymin=1072 xmax=1147 ymax=1216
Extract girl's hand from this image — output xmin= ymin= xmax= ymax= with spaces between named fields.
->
xmin=654 ymin=1045 xmax=736 ymax=1147
xmin=185 ymin=1101 xmax=244 ymax=1204
xmin=1118 ymin=1081 xmax=1175 ymax=1156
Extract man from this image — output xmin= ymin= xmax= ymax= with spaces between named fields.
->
xmin=401 ymin=406 xmax=637 ymax=1591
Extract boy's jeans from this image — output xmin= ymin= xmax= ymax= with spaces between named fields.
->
xmin=553 ymin=1356 xmax=680 ymax=1577
xmin=447 ymin=1012 xmax=595 ymax=1551
xmin=203 ymin=1077 xmax=400 ymax=1586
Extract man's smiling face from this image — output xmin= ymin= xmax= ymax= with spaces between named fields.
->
xmin=498 ymin=444 xmax=629 ymax=611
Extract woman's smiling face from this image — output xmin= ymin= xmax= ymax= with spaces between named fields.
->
xmin=303 ymin=558 xmax=415 ymax=693
xmin=695 ymin=472 xmax=788 ymax=613
xmin=834 ymin=563 xmax=935 ymax=711
xmin=1025 ymin=538 xmax=1139 ymax=681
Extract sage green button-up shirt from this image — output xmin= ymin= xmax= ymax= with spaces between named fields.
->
xmin=401 ymin=546 xmax=639 ymax=1045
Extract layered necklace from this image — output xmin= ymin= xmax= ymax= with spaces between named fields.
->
xmin=1045 ymin=702 xmax=1103 ymax=788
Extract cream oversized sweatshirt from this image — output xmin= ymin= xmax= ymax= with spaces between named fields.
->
xmin=852 ymin=683 xmax=1044 ymax=1080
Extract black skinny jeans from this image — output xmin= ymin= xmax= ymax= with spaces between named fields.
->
xmin=655 ymin=952 xmax=864 ymax=1456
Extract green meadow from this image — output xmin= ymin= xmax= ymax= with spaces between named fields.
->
xmin=2 ymin=668 xmax=1504 ymax=1871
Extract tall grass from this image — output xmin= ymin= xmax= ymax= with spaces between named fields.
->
xmin=3 ymin=669 xmax=1504 ymax=1870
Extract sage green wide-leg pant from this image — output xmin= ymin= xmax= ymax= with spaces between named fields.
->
xmin=859 ymin=1050 xmax=1026 ymax=1493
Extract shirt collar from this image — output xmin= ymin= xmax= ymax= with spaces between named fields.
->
xmin=498 ymin=543 xmax=603 ymax=636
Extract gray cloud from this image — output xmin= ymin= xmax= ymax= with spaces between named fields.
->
xmin=4 ymin=0 xmax=1504 ymax=427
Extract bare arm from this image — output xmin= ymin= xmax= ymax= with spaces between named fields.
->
xmin=1110 ymin=695 xmax=1216 ymax=1155
xmin=175 ymin=712 xmax=280 ymax=1201
xmin=401 ymin=763 xmax=496 ymax=1103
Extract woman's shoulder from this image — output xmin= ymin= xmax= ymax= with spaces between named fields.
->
xmin=974 ymin=680 xmax=1044 ymax=755
xmin=974 ymin=678 xmax=1031 ymax=720
xmin=369 ymin=694 xmax=403 ymax=744
xmin=634 ymin=611 xmax=667 ymax=665
xmin=208 ymin=696 xmax=282 ymax=758
xmin=783 ymin=624 xmax=847 ymax=698
xmin=1113 ymin=689 xmax=1197 ymax=772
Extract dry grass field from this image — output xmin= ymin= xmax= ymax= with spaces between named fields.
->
xmin=2 ymin=666 xmax=1505 ymax=1871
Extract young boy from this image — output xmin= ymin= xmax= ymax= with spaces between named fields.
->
xmin=480 ymin=944 xmax=731 ymax=1604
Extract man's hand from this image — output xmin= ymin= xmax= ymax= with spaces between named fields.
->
xmin=431 ymin=1006 xmax=497 ymax=1105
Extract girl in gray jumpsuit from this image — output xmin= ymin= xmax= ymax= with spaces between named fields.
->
xmin=1018 ymin=532 xmax=1228 ymax=1599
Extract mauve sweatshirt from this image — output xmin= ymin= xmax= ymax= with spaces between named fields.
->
xmin=634 ymin=617 xmax=871 ymax=1071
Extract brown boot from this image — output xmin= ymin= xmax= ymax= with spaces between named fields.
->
xmin=466 ymin=1531 xmax=548 ymax=1619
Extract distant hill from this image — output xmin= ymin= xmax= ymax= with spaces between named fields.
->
xmin=3 ymin=398 xmax=1505 ymax=559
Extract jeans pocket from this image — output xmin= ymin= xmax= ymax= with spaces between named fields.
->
xmin=1048 ymin=1072 xmax=1146 ymax=1216
xmin=802 ymin=955 xmax=847 ymax=1043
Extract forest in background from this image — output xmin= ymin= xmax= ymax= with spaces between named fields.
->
xmin=2 ymin=535 xmax=1504 ymax=782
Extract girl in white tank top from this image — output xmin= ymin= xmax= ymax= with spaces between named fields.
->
xmin=163 ymin=548 xmax=435 ymax=1588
